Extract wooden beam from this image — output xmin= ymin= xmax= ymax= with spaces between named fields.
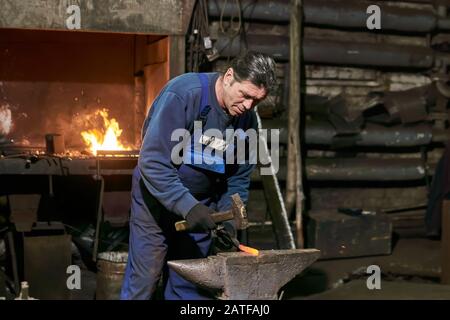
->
xmin=287 ymin=0 xmax=305 ymax=248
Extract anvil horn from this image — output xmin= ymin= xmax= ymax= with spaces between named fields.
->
xmin=167 ymin=256 xmax=224 ymax=289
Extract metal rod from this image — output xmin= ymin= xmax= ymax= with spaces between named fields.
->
xmin=382 ymin=204 xmax=427 ymax=214
xmin=96 ymin=150 xmax=139 ymax=157
xmin=255 ymin=110 xmax=296 ymax=249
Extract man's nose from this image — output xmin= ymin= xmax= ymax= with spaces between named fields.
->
xmin=243 ymin=99 xmax=253 ymax=110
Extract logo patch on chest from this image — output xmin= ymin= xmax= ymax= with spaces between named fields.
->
xmin=199 ymin=134 xmax=229 ymax=151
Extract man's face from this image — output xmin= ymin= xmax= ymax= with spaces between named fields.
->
xmin=221 ymin=68 xmax=268 ymax=116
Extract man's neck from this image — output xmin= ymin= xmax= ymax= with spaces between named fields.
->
xmin=215 ymin=75 xmax=226 ymax=110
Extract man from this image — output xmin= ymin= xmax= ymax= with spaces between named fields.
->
xmin=120 ymin=51 xmax=277 ymax=300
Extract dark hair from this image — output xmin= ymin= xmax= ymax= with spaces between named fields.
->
xmin=229 ymin=51 xmax=277 ymax=93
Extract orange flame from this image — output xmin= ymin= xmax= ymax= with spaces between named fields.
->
xmin=80 ymin=109 xmax=131 ymax=156
xmin=238 ymin=244 xmax=259 ymax=256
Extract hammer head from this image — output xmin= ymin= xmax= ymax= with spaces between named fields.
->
xmin=230 ymin=193 xmax=248 ymax=230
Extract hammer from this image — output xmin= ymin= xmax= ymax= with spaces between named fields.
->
xmin=175 ymin=193 xmax=248 ymax=232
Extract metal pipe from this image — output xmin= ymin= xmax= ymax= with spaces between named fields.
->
xmin=263 ymin=120 xmax=447 ymax=147
xmin=209 ymin=0 xmax=439 ymax=32
xmin=304 ymin=38 xmax=434 ymax=68
xmin=209 ymin=0 xmax=290 ymax=23
xmin=309 ymin=123 xmax=433 ymax=147
xmin=215 ymin=35 xmax=435 ymax=68
xmin=252 ymin=158 xmax=428 ymax=181
xmin=304 ymin=0 xmax=436 ymax=33
xmin=215 ymin=35 xmax=289 ymax=61
xmin=306 ymin=158 xmax=427 ymax=181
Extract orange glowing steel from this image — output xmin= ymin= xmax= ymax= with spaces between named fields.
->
xmin=238 ymin=244 xmax=259 ymax=256
xmin=81 ymin=109 xmax=131 ymax=156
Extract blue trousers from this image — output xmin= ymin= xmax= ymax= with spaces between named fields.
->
xmin=120 ymin=168 xmax=214 ymax=300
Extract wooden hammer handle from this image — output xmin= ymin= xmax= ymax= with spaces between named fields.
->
xmin=175 ymin=210 xmax=233 ymax=232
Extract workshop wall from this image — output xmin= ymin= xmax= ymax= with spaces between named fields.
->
xmin=191 ymin=0 xmax=450 ymax=247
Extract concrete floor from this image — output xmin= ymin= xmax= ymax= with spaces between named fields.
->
xmin=69 ymin=267 xmax=97 ymax=300
xmin=70 ymin=237 xmax=446 ymax=300
xmin=305 ymin=280 xmax=450 ymax=300
xmin=282 ymin=237 xmax=447 ymax=300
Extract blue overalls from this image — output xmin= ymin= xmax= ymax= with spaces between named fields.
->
xmin=121 ymin=73 xmax=225 ymax=300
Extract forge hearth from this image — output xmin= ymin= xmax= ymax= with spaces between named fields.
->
xmin=0 ymin=25 xmax=186 ymax=157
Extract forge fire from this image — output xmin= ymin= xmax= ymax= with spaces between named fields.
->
xmin=79 ymin=108 xmax=133 ymax=156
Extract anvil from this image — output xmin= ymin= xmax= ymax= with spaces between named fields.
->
xmin=168 ymin=248 xmax=320 ymax=300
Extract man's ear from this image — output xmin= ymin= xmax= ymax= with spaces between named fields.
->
xmin=224 ymin=68 xmax=234 ymax=86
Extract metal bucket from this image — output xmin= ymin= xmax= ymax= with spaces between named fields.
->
xmin=96 ymin=251 xmax=128 ymax=300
